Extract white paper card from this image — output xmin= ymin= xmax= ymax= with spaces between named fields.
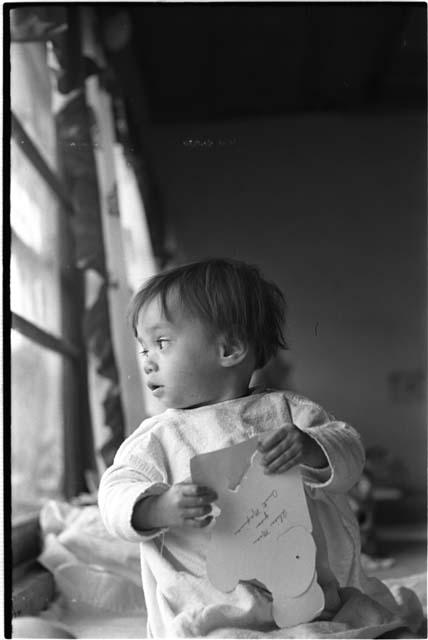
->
xmin=191 ymin=439 xmax=325 ymax=627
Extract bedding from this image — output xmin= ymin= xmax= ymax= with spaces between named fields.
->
xmin=37 ymin=501 xmax=426 ymax=638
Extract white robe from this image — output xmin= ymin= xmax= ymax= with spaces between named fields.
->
xmin=99 ymin=389 xmax=419 ymax=638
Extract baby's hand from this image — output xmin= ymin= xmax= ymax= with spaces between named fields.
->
xmin=258 ymin=425 xmax=306 ymax=474
xmin=137 ymin=483 xmax=218 ymax=530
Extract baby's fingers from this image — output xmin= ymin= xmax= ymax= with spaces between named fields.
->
xmin=258 ymin=426 xmax=290 ymax=452
xmin=180 ymin=483 xmax=217 ymax=501
xmin=179 ymin=494 xmax=217 ymax=509
xmin=262 ymin=435 xmax=291 ymax=465
xmin=258 ymin=427 xmax=286 ymax=452
xmin=183 ymin=505 xmax=213 ymax=519
xmin=186 ymin=515 xmax=213 ymax=528
xmin=264 ymin=445 xmax=301 ymax=474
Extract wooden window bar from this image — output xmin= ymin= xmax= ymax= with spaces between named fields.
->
xmin=11 ymin=112 xmax=75 ymax=217
xmin=11 ymin=312 xmax=80 ymax=361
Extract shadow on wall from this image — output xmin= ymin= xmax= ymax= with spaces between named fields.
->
xmin=251 ymin=354 xmax=295 ymax=393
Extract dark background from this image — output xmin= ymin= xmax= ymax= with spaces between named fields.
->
xmin=93 ymin=2 xmax=428 ymax=491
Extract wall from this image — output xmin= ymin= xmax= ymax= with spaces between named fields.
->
xmin=146 ymin=111 xmax=426 ymax=490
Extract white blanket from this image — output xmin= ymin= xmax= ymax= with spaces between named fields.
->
xmin=38 ymin=501 xmax=424 ymax=638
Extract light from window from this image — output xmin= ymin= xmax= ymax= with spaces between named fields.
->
xmin=11 ymin=41 xmax=66 ymax=519
xmin=11 ymin=331 xmax=64 ymax=520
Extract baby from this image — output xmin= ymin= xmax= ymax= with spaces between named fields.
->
xmin=99 ymin=258 xmax=407 ymax=637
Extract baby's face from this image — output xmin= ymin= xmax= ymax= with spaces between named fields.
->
xmin=136 ymin=296 xmax=226 ymax=409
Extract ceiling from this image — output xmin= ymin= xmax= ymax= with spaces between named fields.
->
xmin=97 ymin=3 xmax=427 ymax=124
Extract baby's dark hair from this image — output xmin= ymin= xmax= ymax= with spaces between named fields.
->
xmin=129 ymin=258 xmax=288 ymax=369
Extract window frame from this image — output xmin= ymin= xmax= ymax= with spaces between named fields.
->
xmin=10 ymin=68 xmax=94 ymax=567
xmin=6 ymin=30 xmax=96 ymax=638
xmin=11 ymin=108 xmax=94 ymax=513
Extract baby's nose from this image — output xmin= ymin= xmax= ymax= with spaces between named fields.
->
xmin=144 ymin=360 xmax=158 ymax=375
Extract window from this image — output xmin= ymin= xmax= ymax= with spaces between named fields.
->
xmin=10 ymin=41 xmax=90 ymax=522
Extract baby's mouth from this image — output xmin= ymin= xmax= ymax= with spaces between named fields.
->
xmin=147 ymin=383 xmax=163 ymax=392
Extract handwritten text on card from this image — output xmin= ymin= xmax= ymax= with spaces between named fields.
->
xmin=232 ymin=488 xmax=290 ymax=544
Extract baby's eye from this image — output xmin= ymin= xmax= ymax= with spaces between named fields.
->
xmin=139 ymin=348 xmax=149 ymax=358
xmin=157 ymin=338 xmax=170 ymax=351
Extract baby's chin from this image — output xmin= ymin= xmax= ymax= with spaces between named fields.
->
xmin=164 ymin=396 xmax=216 ymax=410
xmin=164 ymin=390 xmax=248 ymax=410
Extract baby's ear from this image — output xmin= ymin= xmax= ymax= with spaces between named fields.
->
xmin=218 ymin=335 xmax=248 ymax=367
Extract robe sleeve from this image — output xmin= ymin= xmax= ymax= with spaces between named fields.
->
xmin=98 ymin=422 xmax=170 ymax=542
xmin=286 ymin=393 xmax=365 ymax=493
